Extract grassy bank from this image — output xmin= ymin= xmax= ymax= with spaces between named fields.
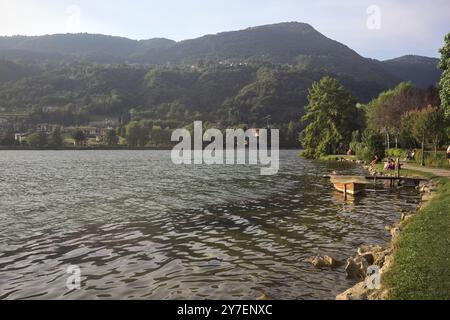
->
xmin=373 ymin=163 xmax=437 ymax=179
xmin=383 ymin=177 xmax=450 ymax=299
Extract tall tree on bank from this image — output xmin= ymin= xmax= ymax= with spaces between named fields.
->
xmin=300 ymin=77 xmax=360 ymax=158
xmin=439 ymin=33 xmax=450 ymax=119
xmin=366 ymin=82 xmax=438 ymax=149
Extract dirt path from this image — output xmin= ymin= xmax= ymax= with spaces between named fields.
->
xmin=402 ymin=163 xmax=450 ymax=178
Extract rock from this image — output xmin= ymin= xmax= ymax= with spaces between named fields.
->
xmin=345 ymin=256 xmax=369 ymax=280
xmin=421 ymin=193 xmax=434 ymax=202
xmin=311 ymin=255 xmax=343 ymax=269
xmin=257 ymin=294 xmax=270 ymax=300
xmin=400 ymin=213 xmax=414 ymax=223
xmin=357 ymin=245 xmax=384 ymax=256
xmin=336 ymin=281 xmax=369 ymax=300
xmin=361 ymin=253 xmax=375 ymax=265
xmin=390 ymin=226 xmax=401 ymax=239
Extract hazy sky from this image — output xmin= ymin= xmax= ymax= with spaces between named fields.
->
xmin=0 ymin=0 xmax=448 ymax=60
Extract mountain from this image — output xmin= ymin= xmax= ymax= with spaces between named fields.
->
xmin=0 ymin=23 xmax=399 ymax=86
xmin=0 ymin=23 xmax=441 ymax=88
xmin=0 ymin=22 xmax=442 ymax=130
xmin=0 ymin=34 xmax=175 ymax=64
xmin=379 ymin=55 xmax=441 ymax=88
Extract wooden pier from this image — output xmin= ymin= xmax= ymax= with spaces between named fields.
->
xmin=324 ymin=175 xmax=427 ymax=198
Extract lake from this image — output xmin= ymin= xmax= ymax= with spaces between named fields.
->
xmin=0 ymin=150 xmax=420 ymax=299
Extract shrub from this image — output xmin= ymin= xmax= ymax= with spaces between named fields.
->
xmin=386 ymin=148 xmax=408 ymax=159
xmin=415 ymin=150 xmax=450 ymax=168
xmin=355 ymin=130 xmax=386 ymax=162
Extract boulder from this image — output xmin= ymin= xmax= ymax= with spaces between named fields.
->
xmin=390 ymin=226 xmax=401 ymax=239
xmin=345 ymin=256 xmax=369 ymax=280
xmin=257 ymin=294 xmax=270 ymax=300
xmin=400 ymin=213 xmax=414 ymax=223
xmin=336 ymin=281 xmax=369 ymax=300
xmin=311 ymin=255 xmax=343 ymax=269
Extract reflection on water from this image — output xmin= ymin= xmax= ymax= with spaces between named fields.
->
xmin=0 ymin=150 xmax=420 ymax=299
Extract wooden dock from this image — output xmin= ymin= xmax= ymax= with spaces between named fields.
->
xmin=324 ymin=175 xmax=427 ymax=198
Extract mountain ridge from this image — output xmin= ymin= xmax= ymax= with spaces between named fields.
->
xmin=0 ymin=22 xmax=441 ymax=88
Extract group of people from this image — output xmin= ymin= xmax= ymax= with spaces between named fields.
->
xmin=384 ymin=158 xmax=398 ymax=171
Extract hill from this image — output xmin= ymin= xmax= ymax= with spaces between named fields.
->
xmin=380 ymin=55 xmax=441 ymax=88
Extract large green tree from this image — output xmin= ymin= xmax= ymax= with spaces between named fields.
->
xmin=366 ymin=82 xmax=438 ymax=149
xmin=439 ymin=33 xmax=450 ymax=118
xmin=49 ymin=127 xmax=63 ymax=147
xmin=125 ymin=121 xmax=149 ymax=147
xmin=300 ymin=76 xmax=360 ymax=158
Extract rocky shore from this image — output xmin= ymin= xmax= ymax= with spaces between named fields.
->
xmin=314 ymin=156 xmax=439 ymax=300
xmin=334 ymin=178 xmax=438 ymax=300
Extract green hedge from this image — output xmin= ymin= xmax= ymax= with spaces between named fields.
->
xmin=386 ymin=148 xmax=408 ymax=159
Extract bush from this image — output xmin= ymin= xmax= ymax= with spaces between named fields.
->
xmin=354 ymin=130 xmax=386 ymax=162
xmin=415 ymin=150 xmax=450 ymax=168
xmin=386 ymin=148 xmax=408 ymax=159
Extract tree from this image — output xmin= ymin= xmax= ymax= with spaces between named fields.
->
xmin=150 ymin=126 xmax=171 ymax=146
xmin=0 ymin=129 xmax=16 ymax=146
xmin=439 ymin=33 xmax=450 ymax=118
xmin=28 ymin=131 xmax=48 ymax=148
xmin=125 ymin=121 xmax=149 ymax=147
xmin=366 ymin=82 xmax=432 ymax=149
xmin=300 ymin=77 xmax=359 ymax=158
xmin=72 ymin=130 xmax=86 ymax=146
xmin=355 ymin=129 xmax=385 ymax=162
xmin=409 ymin=106 xmax=446 ymax=165
xmin=125 ymin=122 xmax=141 ymax=147
xmin=49 ymin=127 xmax=63 ymax=147
xmin=105 ymin=129 xmax=119 ymax=146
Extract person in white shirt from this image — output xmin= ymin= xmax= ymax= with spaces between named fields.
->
xmin=447 ymin=145 xmax=450 ymax=164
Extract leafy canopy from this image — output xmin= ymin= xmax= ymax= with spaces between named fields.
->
xmin=300 ymin=76 xmax=360 ymax=158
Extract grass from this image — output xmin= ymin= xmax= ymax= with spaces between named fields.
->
xmin=373 ymin=163 xmax=436 ymax=179
xmin=320 ymin=154 xmax=357 ymax=161
xmin=383 ymin=177 xmax=450 ymax=299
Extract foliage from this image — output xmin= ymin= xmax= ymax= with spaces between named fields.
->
xmin=366 ymin=82 xmax=439 ymax=148
xmin=72 ymin=130 xmax=86 ymax=145
xmin=125 ymin=121 xmax=149 ymax=147
xmin=48 ymin=127 xmax=63 ymax=147
xmin=408 ymin=106 xmax=447 ymax=152
xmin=300 ymin=76 xmax=360 ymax=158
xmin=386 ymin=148 xmax=408 ymax=159
xmin=27 ymin=131 xmax=48 ymax=147
xmin=438 ymin=33 xmax=450 ymax=118
xmin=0 ymin=129 xmax=16 ymax=146
xmin=414 ymin=150 xmax=450 ymax=169
xmin=104 ymin=129 xmax=119 ymax=146
xmin=354 ymin=129 xmax=386 ymax=162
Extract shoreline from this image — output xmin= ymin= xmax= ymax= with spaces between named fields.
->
xmin=0 ymin=146 xmax=175 ymax=151
xmin=330 ymin=157 xmax=441 ymax=300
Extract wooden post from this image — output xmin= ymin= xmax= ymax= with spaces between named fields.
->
xmin=344 ymin=184 xmax=347 ymax=200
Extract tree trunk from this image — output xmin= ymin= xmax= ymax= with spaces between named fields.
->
xmin=395 ymin=136 xmax=398 ymax=149
xmin=386 ymin=132 xmax=390 ymax=150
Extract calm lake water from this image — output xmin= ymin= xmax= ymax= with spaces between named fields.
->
xmin=0 ymin=150 xmax=420 ymax=300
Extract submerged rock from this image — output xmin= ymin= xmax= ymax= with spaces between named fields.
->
xmin=257 ymin=294 xmax=270 ymax=300
xmin=310 ymin=255 xmax=343 ymax=269
xmin=345 ymin=256 xmax=369 ymax=280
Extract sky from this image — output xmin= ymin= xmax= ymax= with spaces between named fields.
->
xmin=0 ymin=0 xmax=448 ymax=60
